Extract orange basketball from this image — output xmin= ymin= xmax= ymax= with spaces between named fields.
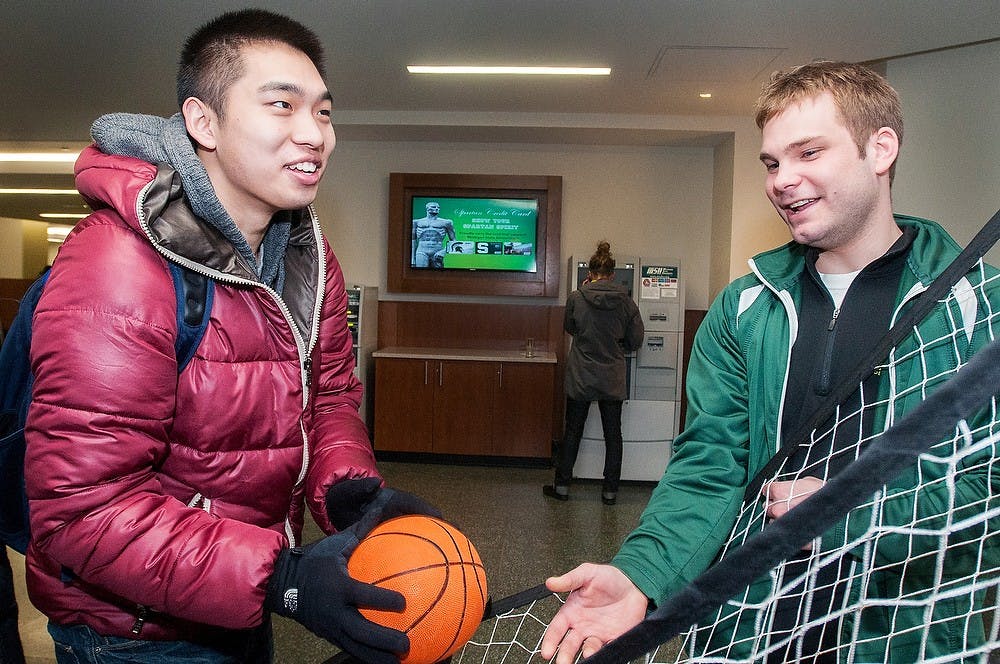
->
xmin=347 ymin=514 xmax=488 ymax=664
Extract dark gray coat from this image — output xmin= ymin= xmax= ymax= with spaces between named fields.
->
xmin=564 ymin=279 xmax=644 ymax=401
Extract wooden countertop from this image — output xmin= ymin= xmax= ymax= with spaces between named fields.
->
xmin=373 ymin=346 xmax=557 ymax=364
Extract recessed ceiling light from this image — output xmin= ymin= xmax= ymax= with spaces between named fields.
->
xmin=699 ymin=93 xmax=713 ymax=99
xmin=0 ymin=152 xmax=80 ymax=163
xmin=407 ymin=65 xmax=610 ymax=76
xmin=40 ymin=212 xmax=89 ymax=219
xmin=0 ymin=188 xmax=80 ymax=195
xmin=47 ymin=225 xmax=72 ymax=243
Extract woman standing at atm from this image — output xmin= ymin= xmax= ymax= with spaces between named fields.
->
xmin=544 ymin=241 xmax=644 ymax=505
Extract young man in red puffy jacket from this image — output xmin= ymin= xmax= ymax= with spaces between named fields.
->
xmin=24 ymin=10 xmax=436 ymax=663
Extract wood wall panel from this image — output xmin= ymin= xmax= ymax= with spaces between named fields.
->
xmin=0 ymin=278 xmax=34 ymax=335
xmin=679 ymin=309 xmax=708 ymax=428
xmin=375 ymin=300 xmax=709 ymax=448
xmin=377 ymin=300 xmax=561 ymax=353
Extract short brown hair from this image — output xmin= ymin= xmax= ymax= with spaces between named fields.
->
xmin=754 ymin=61 xmax=903 ymax=180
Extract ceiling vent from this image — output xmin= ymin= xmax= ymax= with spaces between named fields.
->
xmin=646 ymin=45 xmax=784 ymax=82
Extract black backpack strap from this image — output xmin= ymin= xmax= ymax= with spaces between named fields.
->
xmin=0 ymin=269 xmax=51 ymax=553
xmin=0 ymin=269 xmax=51 ymax=428
xmin=167 ymin=263 xmax=214 ymax=372
xmin=0 ymin=265 xmax=212 ymax=553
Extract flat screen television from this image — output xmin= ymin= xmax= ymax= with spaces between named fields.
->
xmin=411 ymin=196 xmax=537 ymax=272
xmin=387 ymin=173 xmax=562 ymax=297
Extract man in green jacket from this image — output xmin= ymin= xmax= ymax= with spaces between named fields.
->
xmin=540 ymin=61 xmax=1000 ymax=664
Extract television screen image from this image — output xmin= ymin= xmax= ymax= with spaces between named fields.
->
xmin=411 ymin=196 xmax=538 ymax=273
xmin=387 ymin=172 xmax=561 ymax=297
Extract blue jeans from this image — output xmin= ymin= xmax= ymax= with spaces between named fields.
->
xmin=48 ymin=620 xmax=273 ymax=664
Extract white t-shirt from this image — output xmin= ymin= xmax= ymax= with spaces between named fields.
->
xmin=818 ymin=269 xmax=862 ymax=310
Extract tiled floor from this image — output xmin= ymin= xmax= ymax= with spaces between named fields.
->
xmin=12 ymin=460 xmax=655 ymax=663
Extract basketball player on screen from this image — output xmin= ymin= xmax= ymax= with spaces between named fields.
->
xmin=541 ymin=61 xmax=1000 ymax=664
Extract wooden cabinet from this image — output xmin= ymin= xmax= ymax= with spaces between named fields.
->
xmin=429 ymin=360 xmax=496 ymax=455
xmin=373 ymin=352 xmax=555 ymax=458
xmin=492 ymin=361 xmax=555 ymax=457
xmin=371 ymin=358 xmax=435 ymax=453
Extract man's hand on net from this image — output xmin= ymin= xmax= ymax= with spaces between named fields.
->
xmin=540 ymin=563 xmax=648 ymax=664
xmin=761 ymin=477 xmax=825 ymax=520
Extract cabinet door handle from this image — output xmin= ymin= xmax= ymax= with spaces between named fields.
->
xmin=438 ymin=362 xmax=443 ymax=386
xmin=424 ymin=361 xmax=428 ymax=385
xmin=498 ymin=363 xmax=503 ymax=390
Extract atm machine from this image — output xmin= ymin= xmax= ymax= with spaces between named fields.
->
xmin=569 ymin=256 xmax=684 ymax=482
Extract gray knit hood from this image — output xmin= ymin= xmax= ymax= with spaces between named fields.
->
xmin=90 ymin=112 xmax=290 ymax=292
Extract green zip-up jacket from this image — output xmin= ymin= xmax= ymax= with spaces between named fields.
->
xmin=613 ymin=215 xmax=1000 ymax=662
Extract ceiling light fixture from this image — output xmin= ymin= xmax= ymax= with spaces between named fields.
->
xmin=407 ymin=65 xmax=610 ymax=76
xmin=0 ymin=188 xmax=80 ymax=195
xmin=47 ymin=225 xmax=72 ymax=243
xmin=40 ymin=212 xmax=89 ymax=219
xmin=699 ymin=93 xmax=713 ymax=99
xmin=0 ymin=152 xmax=80 ymax=163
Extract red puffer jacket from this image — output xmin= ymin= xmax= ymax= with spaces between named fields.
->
xmin=24 ymin=147 xmax=380 ymax=640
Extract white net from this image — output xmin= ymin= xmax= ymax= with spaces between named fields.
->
xmin=455 ymin=256 xmax=1000 ymax=664
xmin=456 ymin=590 xmax=565 ymax=664
xmin=666 ymin=263 xmax=1000 ymax=663
xmin=453 ymin=589 xmax=685 ymax=664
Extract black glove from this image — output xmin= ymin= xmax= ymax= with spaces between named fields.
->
xmin=325 ymin=477 xmax=441 ymax=532
xmin=265 ymin=526 xmax=407 ymax=664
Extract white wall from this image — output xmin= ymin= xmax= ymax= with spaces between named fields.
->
xmin=311 ymin=39 xmax=1000 ymax=308
xmin=5 ymin=42 xmax=993 ymax=307
xmin=314 ymin=141 xmax=718 ymax=309
xmin=0 ymin=217 xmax=24 ymax=278
xmin=715 ymin=41 xmax=1000 ymax=290
xmin=0 ymin=218 xmax=49 ymax=279
xmin=888 ymin=40 xmax=1000 ymax=263
xmin=726 ymin=116 xmax=788 ymax=285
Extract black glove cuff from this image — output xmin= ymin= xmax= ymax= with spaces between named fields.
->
xmin=326 ymin=477 xmax=382 ymax=531
xmin=264 ymin=547 xmax=300 ymax=616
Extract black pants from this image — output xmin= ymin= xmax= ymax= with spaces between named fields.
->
xmin=554 ymin=398 xmax=623 ymax=493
